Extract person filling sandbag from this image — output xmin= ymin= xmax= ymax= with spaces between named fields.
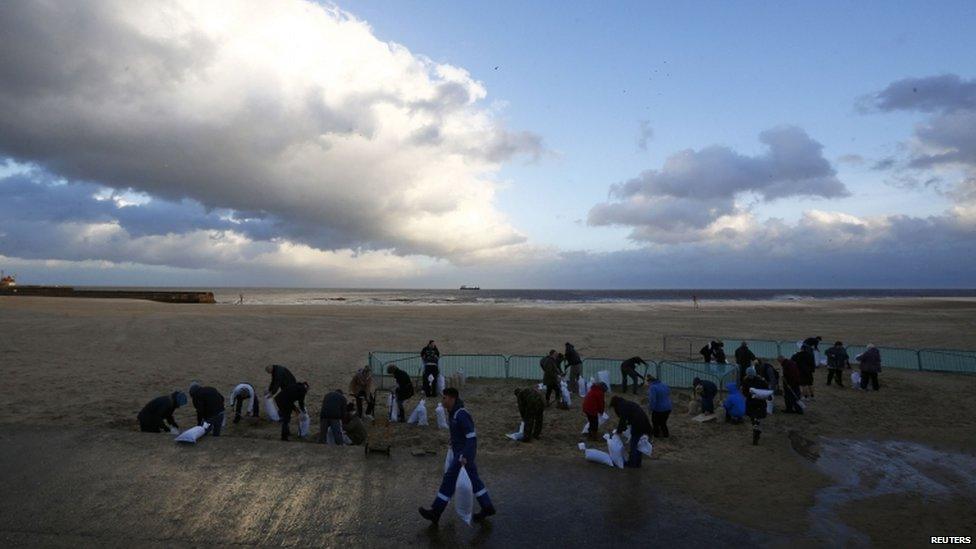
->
xmin=735 ymin=342 xmax=757 ymax=383
xmin=348 ymin=366 xmax=375 ymax=419
xmin=741 ymin=367 xmax=770 ymax=446
xmin=778 ymin=355 xmax=805 ymax=414
xmin=792 ymin=345 xmax=816 ymax=399
xmin=265 ymin=364 xmax=297 ymax=399
xmin=342 ymin=403 xmax=368 ymax=445
xmin=609 ymin=396 xmax=652 ymax=468
xmin=229 ymin=382 xmax=259 ymax=423
xmin=646 ymin=375 xmax=672 ymax=438
xmin=856 ymin=344 xmax=882 ymax=391
xmin=692 ymin=377 xmax=717 ymax=415
xmin=619 ymin=356 xmax=648 ymax=395
xmin=387 ymin=364 xmax=415 ymax=422
xmin=514 ymin=386 xmax=545 ymax=443
xmin=722 ymin=382 xmax=745 ymax=424
xmin=803 ymin=336 xmax=823 ymax=352
xmin=137 ymin=391 xmax=187 ymax=433
xmin=757 ymin=360 xmax=780 ymax=394
xmin=421 ymin=340 xmax=441 ymax=398
xmin=582 ymin=382 xmax=608 ymax=441
xmin=419 ymin=388 xmax=496 ymax=526
xmin=539 ymin=350 xmax=563 ymax=407
xmin=319 ymin=389 xmax=347 ymax=445
xmin=188 ymin=382 xmax=225 ymax=437
xmin=825 ymin=341 xmax=850 ymax=388
xmin=563 ymin=342 xmax=583 ymax=395
xmin=276 ymin=381 xmax=309 ymax=441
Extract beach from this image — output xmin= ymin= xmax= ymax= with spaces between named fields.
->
xmin=1 ymin=296 xmax=975 ymax=546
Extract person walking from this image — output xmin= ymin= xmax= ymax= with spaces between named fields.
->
xmin=419 ymin=388 xmax=496 ymax=525
xmin=609 ymin=396 xmax=652 ymax=468
xmin=582 ymin=382 xmax=608 ymax=440
xmin=825 ymin=341 xmax=850 ymax=387
xmin=619 ymin=356 xmax=648 ymax=394
xmin=319 ymin=390 xmax=348 ymax=445
xmin=421 ymin=340 xmax=441 ymax=398
xmin=387 ymin=364 xmax=415 ymax=421
xmin=692 ymin=377 xmax=718 ymax=415
xmin=856 ymin=344 xmax=882 ymax=391
xmin=514 ymin=386 xmax=545 ymax=442
xmin=646 ymin=375 xmax=672 ymax=438
xmin=741 ymin=366 xmax=770 ymax=445
xmin=778 ymin=356 xmax=804 ymax=414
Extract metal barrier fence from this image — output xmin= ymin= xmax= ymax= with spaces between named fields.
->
xmin=662 ymin=334 xmax=976 ymax=374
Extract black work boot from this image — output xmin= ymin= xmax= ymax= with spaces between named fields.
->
xmin=473 ymin=505 xmax=496 ymax=522
xmin=418 ymin=507 xmax=440 ymax=525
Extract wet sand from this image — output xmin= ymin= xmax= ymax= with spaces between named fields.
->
xmin=1 ymin=296 xmax=975 ymax=546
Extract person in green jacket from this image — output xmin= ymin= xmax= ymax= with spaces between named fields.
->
xmin=514 ymin=387 xmax=545 ymax=442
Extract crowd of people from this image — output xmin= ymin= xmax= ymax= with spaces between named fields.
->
xmin=136 ymin=336 xmax=885 ymax=528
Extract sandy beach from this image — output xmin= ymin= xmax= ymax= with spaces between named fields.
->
xmin=1 ymin=296 xmax=975 ymax=546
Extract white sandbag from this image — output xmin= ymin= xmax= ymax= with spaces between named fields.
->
xmin=596 ymin=370 xmax=611 ymax=389
xmin=435 ymin=403 xmax=449 ymax=429
xmin=388 ymin=393 xmax=402 ymax=422
xmin=580 ymin=412 xmax=611 ymax=434
xmin=577 ymin=376 xmax=587 ymax=398
xmin=455 ymin=466 xmax=474 ymax=525
xmin=599 ymin=411 xmax=609 ymax=425
xmin=298 ymin=411 xmax=311 ymax=437
xmin=749 ymin=388 xmax=774 ymax=399
xmin=637 ymin=435 xmax=653 ymax=456
xmin=264 ymin=396 xmax=281 ymax=422
xmin=605 ymin=433 xmax=626 ymax=468
xmin=766 ymin=399 xmax=774 ymax=415
xmin=851 ymin=371 xmax=861 ymax=387
xmin=814 ymin=351 xmax=827 ymax=367
xmin=175 ymin=423 xmax=209 ymax=444
xmin=536 ymin=382 xmax=545 ymax=391
xmin=560 ymin=380 xmax=572 ymax=406
xmin=407 ymin=399 xmax=428 ymax=425
xmin=436 ymin=374 xmax=446 ymax=395
xmin=620 ymin=426 xmax=632 ymax=443
xmin=584 ymin=448 xmax=615 ymax=467
xmin=507 ymin=421 xmax=525 ymax=441
xmin=325 ymin=427 xmax=353 ymax=445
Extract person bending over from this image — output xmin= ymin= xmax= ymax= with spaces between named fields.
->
xmin=343 ymin=403 xmax=368 ymax=446
xmin=610 ymin=395 xmax=652 ymax=468
xmin=137 ymin=391 xmax=187 ymax=433
xmin=514 ymin=387 xmax=545 ymax=442
xmin=188 ymin=382 xmax=225 ymax=436
xmin=539 ymin=350 xmax=563 ymax=407
xmin=229 ymin=382 xmax=259 ymax=423
xmin=387 ymin=364 xmax=415 ymax=422
xmin=582 ymin=382 xmax=607 ymax=441
xmin=722 ymin=382 xmax=745 ymax=424
xmin=319 ymin=390 xmax=348 ymax=445
xmin=620 ymin=356 xmax=647 ymax=394
xmin=349 ymin=366 xmax=375 ymax=419
xmin=692 ymin=377 xmax=717 ymax=415
xmin=276 ymin=381 xmax=309 ymax=441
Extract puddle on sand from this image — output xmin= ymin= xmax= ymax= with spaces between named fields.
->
xmin=810 ymin=439 xmax=976 ymax=546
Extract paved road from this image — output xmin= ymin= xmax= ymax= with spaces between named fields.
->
xmin=0 ymin=425 xmax=771 ymax=547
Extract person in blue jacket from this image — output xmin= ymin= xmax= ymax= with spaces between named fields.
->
xmin=646 ymin=375 xmax=672 ymax=438
xmin=419 ymin=387 xmax=496 ymax=526
xmin=692 ymin=377 xmax=718 ymax=415
xmin=722 ymin=382 xmax=745 ymax=424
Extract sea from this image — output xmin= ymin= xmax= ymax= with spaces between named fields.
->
xmin=181 ymin=288 xmax=976 ymax=306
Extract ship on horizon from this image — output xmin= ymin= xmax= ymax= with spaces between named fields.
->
xmin=459 ymin=285 xmax=480 ymax=291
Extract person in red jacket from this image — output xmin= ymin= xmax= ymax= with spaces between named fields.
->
xmin=582 ymin=382 xmax=608 ymax=440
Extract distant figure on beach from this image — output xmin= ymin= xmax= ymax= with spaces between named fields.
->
xmin=238 ymin=293 xmax=244 ymax=305
xmin=609 ymin=395 xmax=652 ymax=468
xmin=856 ymin=344 xmax=882 ymax=391
xmin=387 ymin=364 xmax=415 ymax=422
xmin=619 ymin=356 xmax=648 ymax=394
xmin=349 ymin=366 xmax=375 ymax=418
xmin=792 ymin=345 xmax=816 ymax=399
xmin=421 ymin=340 xmax=440 ymax=397
xmin=319 ymin=390 xmax=347 ymax=445
xmin=646 ymin=375 xmax=672 ymax=438
xmin=229 ymin=382 xmax=259 ymax=423
xmin=741 ymin=366 xmax=770 ymax=445
xmin=735 ymin=342 xmax=757 ymax=382
xmin=539 ymin=350 xmax=563 ymax=407
xmin=692 ymin=294 xmax=699 ymax=309
xmin=275 ymin=381 xmax=309 ymax=441
xmin=564 ymin=342 xmax=583 ymax=393
xmin=582 ymin=382 xmax=607 ymax=441
xmin=137 ymin=390 xmax=187 ymax=433
xmin=188 ymin=382 xmax=225 ymax=436
xmin=514 ymin=386 xmax=545 ymax=442
xmin=825 ymin=341 xmax=850 ymax=387
xmin=419 ymin=387 xmax=496 ymax=525
xmin=692 ymin=377 xmax=717 ymax=415
xmin=778 ymin=356 xmax=804 ymax=414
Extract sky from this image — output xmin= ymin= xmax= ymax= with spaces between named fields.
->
xmin=1 ymin=0 xmax=975 ymax=288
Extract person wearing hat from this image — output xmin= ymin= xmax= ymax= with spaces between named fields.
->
xmin=741 ymin=366 xmax=770 ymax=445
xmin=582 ymin=381 xmax=608 ymax=440
xmin=188 ymin=382 xmax=226 ymax=436
xmin=646 ymin=374 xmax=673 ymax=438
xmin=692 ymin=377 xmax=718 ymax=415
xmin=137 ymin=390 xmax=187 ymax=433
xmin=514 ymin=386 xmax=545 ymax=442
xmin=825 ymin=341 xmax=850 ymax=387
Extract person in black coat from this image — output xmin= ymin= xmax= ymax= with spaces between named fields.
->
xmin=564 ymin=342 xmax=583 ymax=393
xmin=265 ymin=364 xmax=297 ymax=398
xmin=699 ymin=343 xmax=713 ymax=363
xmin=387 ymin=364 xmax=415 ymax=422
xmin=610 ymin=396 xmax=652 ymax=468
xmin=792 ymin=346 xmax=816 ymax=399
xmin=420 ymin=340 xmax=440 ymax=397
xmin=620 ymin=356 xmax=648 ymax=394
xmin=803 ymin=336 xmax=823 ymax=351
xmin=276 ymin=381 xmax=309 ymax=441
xmin=137 ymin=391 xmax=187 ymax=433
xmin=692 ymin=377 xmax=718 ymax=414
xmin=319 ymin=390 xmax=348 ymax=444
xmin=188 ymin=383 xmax=225 ymax=436
xmin=741 ymin=367 xmax=770 ymax=445
xmin=712 ymin=341 xmax=727 ymax=364
xmin=734 ymin=342 xmax=756 ymax=382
